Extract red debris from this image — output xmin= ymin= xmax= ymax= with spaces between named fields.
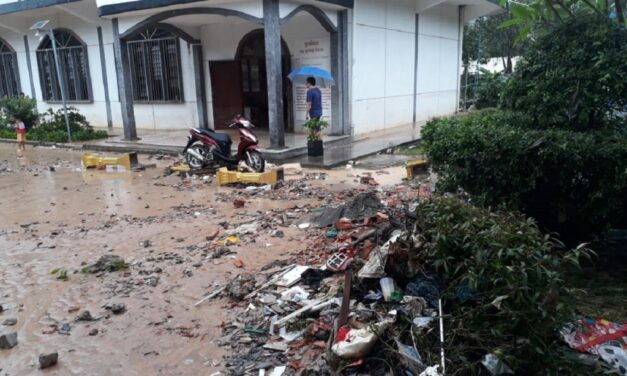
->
xmin=233 ymin=259 xmax=245 ymax=268
xmin=335 ymin=218 xmax=352 ymax=230
xmin=233 ymin=198 xmax=246 ymax=208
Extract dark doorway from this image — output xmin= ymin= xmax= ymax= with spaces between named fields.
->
xmin=210 ymin=29 xmax=291 ymax=130
xmin=210 ymin=61 xmax=243 ymax=128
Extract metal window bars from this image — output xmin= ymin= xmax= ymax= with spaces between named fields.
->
xmin=127 ymin=36 xmax=183 ymax=102
xmin=0 ymin=51 xmax=20 ymax=98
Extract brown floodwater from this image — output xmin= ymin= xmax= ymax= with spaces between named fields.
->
xmin=0 ymin=144 xmax=405 ymax=375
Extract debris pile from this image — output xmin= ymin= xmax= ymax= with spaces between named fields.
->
xmin=209 ymin=190 xmax=610 ymax=375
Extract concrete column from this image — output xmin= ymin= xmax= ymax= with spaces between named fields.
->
xmin=332 ymin=9 xmax=350 ymax=136
xmin=112 ymin=18 xmax=137 ymax=141
xmin=330 ymin=30 xmax=341 ymax=136
xmin=193 ymin=44 xmax=209 ymax=129
xmin=97 ymin=26 xmax=113 ymax=129
xmin=263 ymin=0 xmax=285 ymax=149
xmin=23 ymin=36 xmax=36 ymax=99
xmin=339 ymin=10 xmax=350 ymax=136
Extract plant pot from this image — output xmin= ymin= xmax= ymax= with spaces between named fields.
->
xmin=307 ymin=140 xmax=324 ymax=157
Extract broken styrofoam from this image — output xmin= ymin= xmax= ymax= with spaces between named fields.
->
xmin=275 ymin=265 xmax=310 ymax=287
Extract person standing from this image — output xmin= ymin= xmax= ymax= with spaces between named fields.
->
xmin=305 ymin=77 xmax=322 ymax=121
xmin=14 ymin=116 xmax=26 ymax=151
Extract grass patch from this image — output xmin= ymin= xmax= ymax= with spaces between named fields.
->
xmin=394 ymin=143 xmax=423 ymax=156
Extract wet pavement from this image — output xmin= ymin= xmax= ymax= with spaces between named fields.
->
xmin=0 ymin=143 xmax=405 ymax=375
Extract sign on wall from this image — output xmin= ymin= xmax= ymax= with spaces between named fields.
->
xmin=291 ymin=38 xmax=332 ymax=127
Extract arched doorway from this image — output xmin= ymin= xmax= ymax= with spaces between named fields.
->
xmin=210 ymin=30 xmax=291 ymax=130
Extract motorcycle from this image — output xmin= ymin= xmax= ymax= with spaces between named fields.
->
xmin=183 ymin=115 xmax=265 ymax=173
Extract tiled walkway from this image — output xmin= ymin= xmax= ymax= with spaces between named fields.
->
xmin=86 ymin=121 xmax=425 ymax=167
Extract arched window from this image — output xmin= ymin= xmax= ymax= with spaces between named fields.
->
xmin=0 ymin=39 xmax=20 ymax=98
xmin=36 ymin=30 xmax=91 ymax=102
xmin=127 ymin=27 xmax=183 ymax=102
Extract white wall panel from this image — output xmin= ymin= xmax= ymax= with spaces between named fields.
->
xmin=386 ymin=0 xmax=415 ymax=33
xmin=385 ymin=95 xmax=413 ymax=127
xmin=352 ymin=98 xmax=385 ymax=134
xmin=354 ymin=0 xmax=386 ymax=28
xmin=352 ymin=24 xmax=385 ymax=101
xmin=416 ymin=35 xmax=440 ymax=93
xmin=385 ymin=29 xmax=414 ymax=97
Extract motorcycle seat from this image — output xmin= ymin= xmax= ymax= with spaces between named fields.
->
xmin=197 ymin=128 xmax=231 ymax=145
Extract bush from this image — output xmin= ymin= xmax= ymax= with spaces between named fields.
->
xmin=465 ymin=69 xmax=509 ymax=109
xmin=422 ymin=110 xmax=627 ymax=242
xmin=403 ymin=196 xmax=592 ymax=374
xmin=0 ymin=96 xmax=38 ymax=130
xmin=474 ymin=70 xmax=509 ymax=109
xmin=0 ymin=106 xmax=108 ymax=143
xmin=501 ymin=14 xmax=627 ymax=130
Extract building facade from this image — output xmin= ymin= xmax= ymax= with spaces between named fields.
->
xmin=0 ymin=0 xmax=500 ymax=149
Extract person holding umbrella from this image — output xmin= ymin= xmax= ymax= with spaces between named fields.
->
xmin=305 ymin=76 xmax=323 ymax=121
xmin=287 ymin=66 xmax=334 ymax=121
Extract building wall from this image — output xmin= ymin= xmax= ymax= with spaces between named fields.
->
xmin=0 ymin=9 xmax=121 ymax=129
xmin=351 ymin=0 xmax=461 ymax=135
xmin=199 ymin=12 xmax=331 ymax=133
xmin=416 ymin=2 xmax=461 ymax=123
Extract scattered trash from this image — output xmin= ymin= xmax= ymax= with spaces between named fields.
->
xmin=379 ymin=277 xmax=397 ymax=301
xmin=332 ymin=322 xmax=388 ymax=359
xmin=233 ymin=259 xmax=245 ymax=268
xmin=481 ymin=353 xmax=514 ymax=375
xmin=275 ymin=265 xmax=309 ymax=287
xmin=560 ymin=318 xmax=627 ymax=374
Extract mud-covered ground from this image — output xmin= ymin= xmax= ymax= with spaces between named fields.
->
xmin=0 ymin=144 xmax=405 ymax=375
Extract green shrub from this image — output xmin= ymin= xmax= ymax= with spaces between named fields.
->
xmin=474 ymin=70 xmax=509 ymax=109
xmin=501 ymin=14 xmax=627 ymax=130
xmin=0 ymin=106 xmax=108 ymax=143
xmin=0 ymin=96 xmax=38 ymax=130
xmin=422 ymin=110 xmax=627 ymax=242
xmin=405 ymin=196 xmax=592 ymax=374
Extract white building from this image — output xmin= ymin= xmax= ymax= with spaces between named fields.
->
xmin=0 ymin=0 xmax=500 ymax=149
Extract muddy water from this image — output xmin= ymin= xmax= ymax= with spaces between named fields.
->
xmin=0 ymin=144 xmax=405 ymax=375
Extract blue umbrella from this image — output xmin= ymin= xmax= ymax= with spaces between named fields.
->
xmin=287 ymin=66 xmax=335 ymax=88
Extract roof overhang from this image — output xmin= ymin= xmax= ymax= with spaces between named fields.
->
xmin=0 ymin=0 xmax=82 ymax=16
xmin=98 ymin=0 xmax=353 ymax=17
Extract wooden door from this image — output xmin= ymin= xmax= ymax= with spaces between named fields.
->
xmin=210 ymin=61 xmax=243 ymax=129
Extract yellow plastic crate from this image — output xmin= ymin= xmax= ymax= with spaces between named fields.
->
xmin=217 ymin=167 xmax=284 ymax=186
xmin=405 ymin=159 xmax=428 ymax=178
xmin=82 ymin=152 xmax=137 ymax=171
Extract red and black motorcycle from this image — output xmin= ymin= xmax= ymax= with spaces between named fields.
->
xmin=183 ymin=115 xmax=265 ymax=172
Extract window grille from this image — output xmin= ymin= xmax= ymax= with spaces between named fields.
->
xmin=36 ymin=30 xmax=91 ymax=102
xmin=127 ymin=27 xmax=183 ymax=102
xmin=0 ymin=39 xmax=20 ymax=98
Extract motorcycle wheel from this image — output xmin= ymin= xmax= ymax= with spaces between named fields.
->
xmin=185 ymin=143 xmax=210 ymax=170
xmin=244 ymin=150 xmax=265 ymax=173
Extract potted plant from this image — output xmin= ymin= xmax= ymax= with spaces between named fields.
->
xmin=303 ymin=118 xmax=329 ymax=157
